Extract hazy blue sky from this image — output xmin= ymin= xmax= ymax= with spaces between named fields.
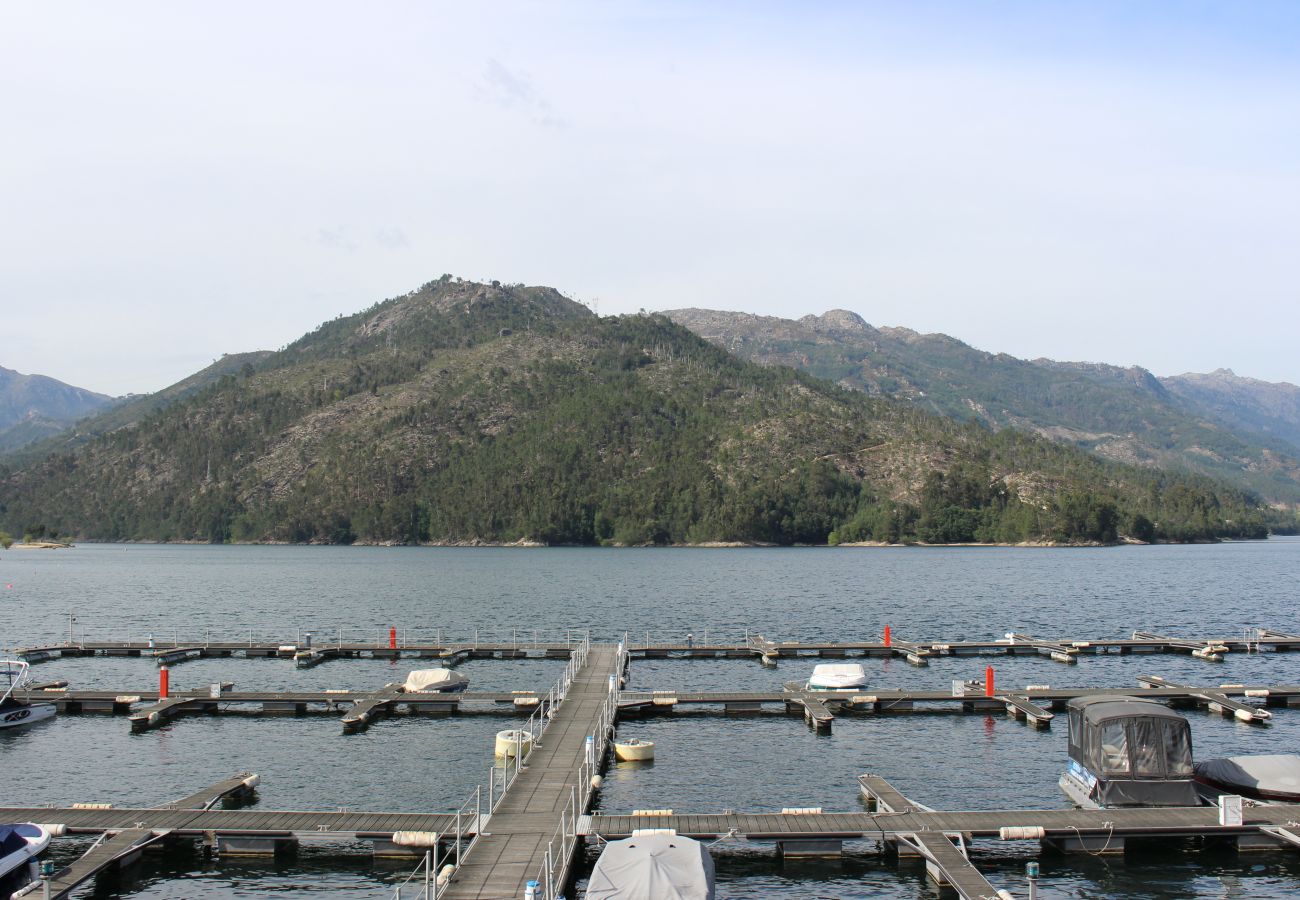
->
xmin=3 ymin=2 xmax=1298 ymax=394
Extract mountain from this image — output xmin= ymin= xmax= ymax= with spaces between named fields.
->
xmin=0 ymin=278 xmax=1279 ymax=546
xmin=1163 ymin=369 xmax=1300 ymax=453
xmin=662 ymin=309 xmax=1300 ymax=506
xmin=3 ymin=351 xmax=276 ymax=464
xmin=0 ymin=366 xmax=115 ymax=452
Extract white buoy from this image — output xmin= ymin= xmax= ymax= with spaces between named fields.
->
xmin=614 ymin=738 xmax=655 ymax=762
xmin=495 ymin=729 xmax=533 ymax=759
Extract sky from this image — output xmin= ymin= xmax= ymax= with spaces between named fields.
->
xmin=2 ymin=2 xmax=1298 ymax=395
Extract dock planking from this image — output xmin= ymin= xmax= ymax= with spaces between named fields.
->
xmin=440 ymin=645 xmax=622 ymax=900
xmin=618 ymin=679 xmax=1291 ymax=732
xmin=24 ymin=773 xmax=259 ymax=899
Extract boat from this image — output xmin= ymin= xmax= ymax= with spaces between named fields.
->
xmin=1194 ymin=754 xmax=1300 ymax=803
xmin=0 ymin=824 xmax=51 ymax=884
xmin=0 ymin=661 xmax=56 ymax=730
xmin=805 ymin=663 xmax=867 ymax=691
xmin=586 ymin=830 xmax=715 ymax=900
xmin=400 ymin=668 xmax=469 ymax=693
xmin=1059 ymin=696 xmax=1198 ymax=808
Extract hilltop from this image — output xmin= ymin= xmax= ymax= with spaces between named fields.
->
xmin=0 ymin=278 xmax=1279 ymax=546
xmin=663 ymin=308 xmax=1300 ymax=506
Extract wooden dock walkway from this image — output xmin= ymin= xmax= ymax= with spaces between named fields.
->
xmin=24 ymin=773 xmax=258 ymax=899
xmin=583 ymin=799 xmax=1300 ymax=843
xmin=618 ymin=679 xmax=1296 ymax=731
xmin=18 ymin=625 xmax=1300 ymax=667
xmin=21 ymin=686 xmax=543 ymax=732
xmin=440 ymin=645 xmax=622 ymax=900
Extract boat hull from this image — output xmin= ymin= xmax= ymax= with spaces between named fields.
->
xmin=0 ymin=703 xmax=56 ymax=730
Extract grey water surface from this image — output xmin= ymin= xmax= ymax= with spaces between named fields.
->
xmin=1 ymin=540 xmax=1298 ymax=897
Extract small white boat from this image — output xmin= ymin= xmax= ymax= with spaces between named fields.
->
xmin=495 ymin=729 xmax=533 ymax=759
xmin=805 ymin=663 xmax=867 ymax=691
xmin=587 ymin=831 xmax=715 ymax=900
xmin=0 ymin=823 xmax=52 ymax=882
xmin=401 ymin=668 xmax=469 ymax=694
xmin=0 ymin=661 xmax=56 ymax=730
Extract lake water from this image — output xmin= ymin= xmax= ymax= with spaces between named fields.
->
xmin=2 ymin=540 xmax=1298 ymax=897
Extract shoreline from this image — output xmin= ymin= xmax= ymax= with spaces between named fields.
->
xmin=46 ymin=536 xmax=1279 ymax=549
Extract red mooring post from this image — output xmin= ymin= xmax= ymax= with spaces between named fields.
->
xmin=883 ymin=625 xmax=892 ymax=647
xmin=984 ymin=665 xmax=995 ymax=697
xmin=159 ymin=664 xmax=170 ymax=699
xmin=389 ymin=626 xmax=397 ymax=650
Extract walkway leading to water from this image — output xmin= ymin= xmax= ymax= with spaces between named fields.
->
xmin=442 ymin=645 xmax=620 ymax=900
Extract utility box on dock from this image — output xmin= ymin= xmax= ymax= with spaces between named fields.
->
xmin=1219 ymin=795 xmax=1243 ymax=827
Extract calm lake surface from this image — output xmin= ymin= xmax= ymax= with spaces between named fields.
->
xmin=2 ymin=540 xmax=1298 ymax=898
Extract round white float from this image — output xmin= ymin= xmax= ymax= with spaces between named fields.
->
xmin=495 ymin=729 xmax=533 ymax=759
xmin=614 ymin=738 xmax=655 ymax=762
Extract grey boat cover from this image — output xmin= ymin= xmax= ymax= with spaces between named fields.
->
xmin=1195 ymin=754 xmax=1300 ymax=801
xmin=586 ymin=834 xmax=715 ymax=900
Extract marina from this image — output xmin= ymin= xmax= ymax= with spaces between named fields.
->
xmin=3 ymin=541 xmax=1300 ymax=898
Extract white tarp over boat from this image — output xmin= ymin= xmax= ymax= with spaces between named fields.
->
xmin=1195 ymin=754 xmax=1300 ymax=802
xmin=586 ymin=833 xmax=715 ymax=900
xmin=401 ymin=669 xmax=469 ymax=693
xmin=807 ymin=663 xmax=867 ymax=690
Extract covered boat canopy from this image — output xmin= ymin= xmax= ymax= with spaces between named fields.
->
xmin=401 ymin=669 xmax=468 ymax=693
xmin=1066 ymin=696 xmax=1198 ymax=807
xmin=1195 ymin=754 xmax=1300 ymax=802
xmin=586 ymin=833 xmax=715 ymax=900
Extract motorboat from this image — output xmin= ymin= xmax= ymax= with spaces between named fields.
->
xmin=1059 ymin=696 xmax=1198 ymax=808
xmin=1194 ymin=754 xmax=1300 ymax=803
xmin=586 ymin=830 xmax=715 ymax=900
xmin=0 ymin=823 xmax=51 ymax=883
xmin=0 ymin=661 xmax=56 ymax=730
xmin=805 ymin=663 xmax=867 ymax=691
xmin=400 ymin=668 xmax=469 ymax=693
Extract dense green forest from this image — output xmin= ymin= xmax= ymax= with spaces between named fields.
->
xmin=0 ymin=278 xmax=1288 ymax=546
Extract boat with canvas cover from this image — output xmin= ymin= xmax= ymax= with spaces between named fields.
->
xmin=805 ymin=663 xmax=867 ymax=691
xmin=586 ymin=831 xmax=715 ymax=900
xmin=1059 ymin=696 xmax=1198 ymax=808
xmin=0 ymin=661 xmax=56 ymax=730
xmin=400 ymin=668 xmax=469 ymax=693
xmin=1194 ymin=754 xmax=1300 ymax=803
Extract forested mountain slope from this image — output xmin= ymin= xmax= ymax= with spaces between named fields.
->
xmin=664 ymin=309 xmax=1300 ymax=506
xmin=0 ymin=366 xmax=115 ymax=452
xmin=0 ymin=279 xmax=1279 ymax=546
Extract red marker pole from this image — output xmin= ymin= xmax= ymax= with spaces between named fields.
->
xmin=389 ymin=627 xmax=397 ymax=650
xmin=984 ymin=665 xmax=995 ymax=697
xmin=883 ymin=625 xmax=891 ymax=648
xmin=159 ymin=664 xmax=170 ymax=699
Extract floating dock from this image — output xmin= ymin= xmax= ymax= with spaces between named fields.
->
xmin=16 ymin=626 xmax=1300 ymax=666
xmin=17 ymin=773 xmax=259 ymax=900
xmin=7 ymin=629 xmax=1300 ymax=899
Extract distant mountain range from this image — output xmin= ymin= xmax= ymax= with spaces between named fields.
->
xmin=663 ymin=309 xmax=1300 ymax=506
xmin=0 ymin=366 xmax=116 ymax=453
xmin=0 ymin=278 xmax=1287 ymax=546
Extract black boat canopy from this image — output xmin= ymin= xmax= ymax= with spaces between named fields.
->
xmin=1066 ymin=696 xmax=1198 ymax=807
